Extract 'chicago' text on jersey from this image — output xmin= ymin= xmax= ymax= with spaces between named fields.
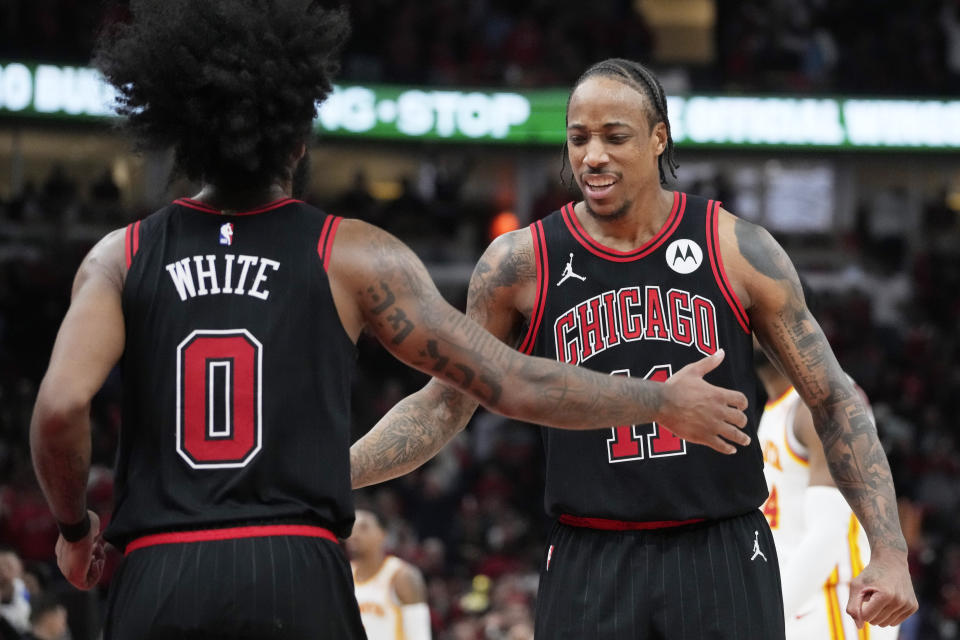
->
xmin=554 ymin=285 xmax=719 ymax=365
xmin=165 ymin=254 xmax=280 ymax=302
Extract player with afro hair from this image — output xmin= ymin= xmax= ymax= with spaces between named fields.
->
xmin=94 ymin=0 xmax=349 ymax=193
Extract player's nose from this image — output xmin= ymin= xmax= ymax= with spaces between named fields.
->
xmin=583 ymin=139 xmax=609 ymax=167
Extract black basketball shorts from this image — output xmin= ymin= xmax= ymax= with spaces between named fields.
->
xmin=535 ymin=509 xmax=785 ymax=639
xmin=103 ymin=525 xmax=367 ymax=639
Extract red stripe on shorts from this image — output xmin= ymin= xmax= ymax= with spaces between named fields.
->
xmin=124 ymin=524 xmax=337 ymax=555
xmin=559 ymin=513 xmax=705 ymax=531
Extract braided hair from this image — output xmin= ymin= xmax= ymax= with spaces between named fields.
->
xmin=562 ymin=58 xmax=678 ymax=187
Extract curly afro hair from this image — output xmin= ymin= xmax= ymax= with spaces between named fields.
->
xmin=94 ymin=0 xmax=350 ymax=190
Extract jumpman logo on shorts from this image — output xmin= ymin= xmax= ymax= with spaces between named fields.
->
xmin=750 ymin=530 xmax=767 ymax=562
xmin=556 ymin=253 xmax=586 ymax=286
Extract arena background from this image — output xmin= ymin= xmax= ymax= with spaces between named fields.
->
xmin=0 ymin=1 xmax=958 ymax=638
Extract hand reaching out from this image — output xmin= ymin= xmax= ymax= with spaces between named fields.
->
xmin=657 ymin=349 xmax=751 ymax=455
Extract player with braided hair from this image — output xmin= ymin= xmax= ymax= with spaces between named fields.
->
xmin=562 ymin=58 xmax=679 ymax=187
xmin=351 ymin=57 xmax=917 ymax=638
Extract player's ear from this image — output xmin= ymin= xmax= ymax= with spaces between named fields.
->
xmin=651 ymin=122 xmax=667 ymax=157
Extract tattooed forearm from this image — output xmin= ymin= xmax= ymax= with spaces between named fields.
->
xmin=737 ymin=217 xmax=907 ymax=554
xmin=424 ymin=340 xmax=448 ymax=372
xmin=419 ymin=338 xmax=502 ymax=406
xmin=811 ymin=384 xmax=906 ymax=553
xmin=351 ymin=383 xmax=478 ymax=488
xmin=433 ymin=309 xmax=515 ymax=369
xmin=359 ymin=276 xmax=507 ymax=406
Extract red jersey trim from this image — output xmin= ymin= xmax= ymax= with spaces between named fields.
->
xmin=124 ymin=524 xmax=337 ymax=555
xmin=559 ymin=513 xmax=705 ymax=531
xmin=173 ymin=197 xmax=301 ymax=216
xmin=559 ymin=191 xmax=685 ymax=263
xmin=706 ymin=200 xmax=750 ymax=334
xmin=324 ymin=217 xmax=342 ymax=272
xmin=518 ymin=221 xmax=548 ymax=354
xmin=316 ymin=216 xmax=343 ymax=272
xmin=124 ymin=221 xmax=141 ymax=269
xmin=317 ymin=214 xmax=334 ymax=263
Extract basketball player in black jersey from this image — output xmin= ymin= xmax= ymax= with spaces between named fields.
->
xmin=351 ymin=58 xmax=918 ymax=638
xmin=28 ymin=5 xmax=752 ymax=638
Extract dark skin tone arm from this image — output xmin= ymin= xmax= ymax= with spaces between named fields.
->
xmin=30 ymin=228 xmax=126 ymax=589
xmin=330 ymin=219 xmax=747 ymax=429
xmin=29 ymin=170 xmax=302 ymax=591
xmin=720 ymin=209 xmax=916 ymax=628
xmin=794 ymin=384 xmax=875 ymax=489
xmin=350 ymin=226 xmax=752 ymax=488
xmin=792 ymin=402 xmax=835 ymax=488
xmin=349 ymin=229 xmax=529 ymax=488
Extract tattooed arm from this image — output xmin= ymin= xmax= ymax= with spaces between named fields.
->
xmin=721 ymin=211 xmax=916 ymax=628
xmin=349 ymin=229 xmax=529 ymax=487
xmin=337 ymin=223 xmax=751 ymax=488
xmin=30 ymin=229 xmax=123 ymax=589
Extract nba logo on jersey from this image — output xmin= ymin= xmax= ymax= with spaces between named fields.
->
xmin=219 ymin=222 xmax=234 ymax=246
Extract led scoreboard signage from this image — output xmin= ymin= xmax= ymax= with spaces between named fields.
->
xmin=2 ymin=61 xmax=959 ymax=150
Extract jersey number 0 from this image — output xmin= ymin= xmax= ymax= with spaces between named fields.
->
xmin=607 ymin=365 xmax=686 ymax=463
xmin=176 ymin=329 xmax=263 ymax=469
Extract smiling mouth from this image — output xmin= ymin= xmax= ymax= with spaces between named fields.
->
xmin=582 ymin=175 xmax=618 ymax=196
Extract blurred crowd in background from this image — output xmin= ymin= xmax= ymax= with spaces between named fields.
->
xmin=0 ymin=0 xmax=958 ymax=639
xmin=1 ymin=0 xmax=958 ymax=93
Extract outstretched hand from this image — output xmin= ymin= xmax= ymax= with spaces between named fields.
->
xmin=846 ymin=552 xmax=917 ymax=629
xmin=657 ymin=349 xmax=750 ymax=454
xmin=55 ymin=510 xmax=105 ymax=591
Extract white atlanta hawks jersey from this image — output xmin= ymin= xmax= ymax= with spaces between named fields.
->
xmin=353 ymin=556 xmax=406 ymax=640
xmin=759 ymin=386 xmax=898 ymax=640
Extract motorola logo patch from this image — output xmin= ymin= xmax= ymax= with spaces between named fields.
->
xmin=665 ymin=239 xmax=703 ymax=274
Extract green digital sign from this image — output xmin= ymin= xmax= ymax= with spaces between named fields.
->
xmin=315 ymin=85 xmax=565 ymax=144
xmin=2 ymin=61 xmax=959 ymax=150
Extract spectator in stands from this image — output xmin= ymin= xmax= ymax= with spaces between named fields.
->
xmin=0 ymin=549 xmax=30 ymax=634
xmin=334 ymin=169 xmax=377 ymax=222
xmin=22 ymin=594 xmax=68 ymax=640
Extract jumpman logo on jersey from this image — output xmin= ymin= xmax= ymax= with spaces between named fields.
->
xmin=750 ymin=530 xmax=768 ymax=562
xmin=556 ymin=253 xmax=586 ymax=286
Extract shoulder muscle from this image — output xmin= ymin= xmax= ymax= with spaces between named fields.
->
xmin=724 ymin=212 xmax=803 ymax=314
xmin=467 ymin=228 xmax=536 ymax=345
xmin=76 ymin=227 xmax=127 ymax=296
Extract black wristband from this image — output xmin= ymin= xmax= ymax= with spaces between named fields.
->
xmin=57 ymin=513 xmax=91 ymax=543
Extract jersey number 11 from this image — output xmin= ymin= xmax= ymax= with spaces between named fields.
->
xmin=607 ymin=365 xmax=687 ymax=463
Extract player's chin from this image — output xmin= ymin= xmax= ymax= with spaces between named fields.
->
xmin=584 ymin=194 xmax=630 ymax=220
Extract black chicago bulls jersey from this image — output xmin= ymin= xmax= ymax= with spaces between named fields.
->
xmin=105 ymin=198 xmax=357 ymax=548
xmin=520 ymin=192 xmax=765 ymax=522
